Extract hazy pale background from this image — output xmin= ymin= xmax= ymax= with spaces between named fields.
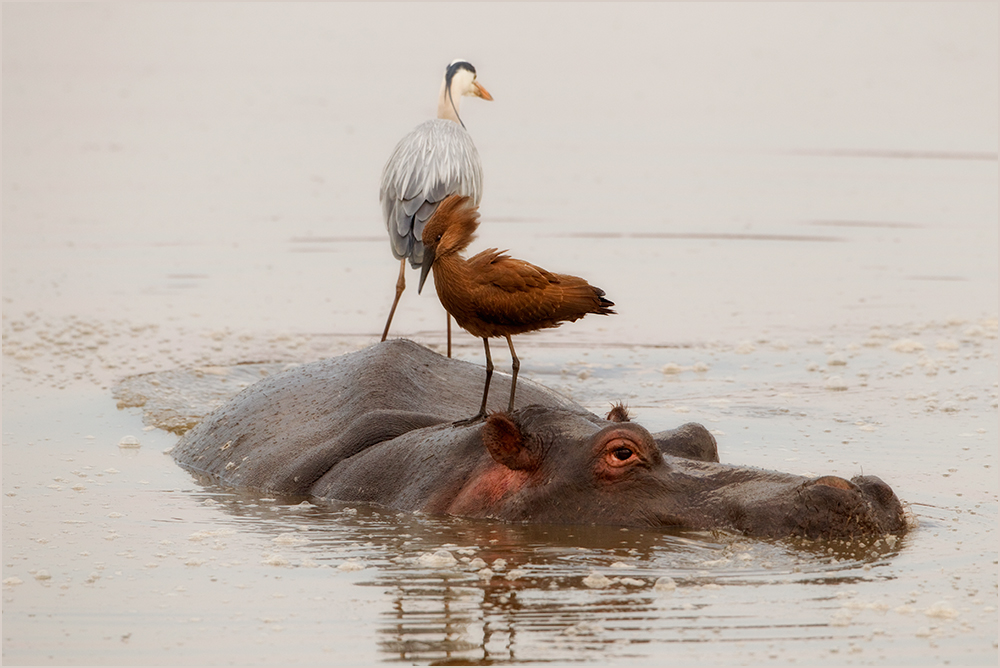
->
xmin=4 ymin=2 xmax=996 ymax=347
xmin=3 ymin=3 xmax=997 ymax=665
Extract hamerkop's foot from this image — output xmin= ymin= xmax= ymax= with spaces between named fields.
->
xmin=452 ymin=411 xmax=487 ymax=427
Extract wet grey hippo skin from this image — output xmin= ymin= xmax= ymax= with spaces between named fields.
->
xmin=172 ymin=339 xmax=906 ymax=540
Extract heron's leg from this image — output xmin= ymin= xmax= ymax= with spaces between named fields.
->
xmin=454 ymin=337 xmax=492 ymax=425
xmin=505 ymin=335 xmax=520 ymax=412
xmin=381 ymin=258 xmax=406 ymax=342
xmin=447 ymin=314 xmax=452 ymax=358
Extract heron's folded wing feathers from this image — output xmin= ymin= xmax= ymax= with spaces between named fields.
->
xmin=379 ymin=120 xmax=484 ymax=266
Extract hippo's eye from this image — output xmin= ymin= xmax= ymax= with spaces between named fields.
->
xmin=601 ymin=438 xmax=645 ymax=472
xmin=613 ymin=447 xmax=634 ymax=461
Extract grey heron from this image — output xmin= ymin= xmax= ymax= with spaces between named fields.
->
xmin=379 ymin=59 xmax=492 ymax=356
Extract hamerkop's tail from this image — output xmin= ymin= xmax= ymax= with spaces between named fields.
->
xmin=551 ymin=278 xmax=616 ymax=325
xmin=593 ymin=287 xmax=616 ymax=315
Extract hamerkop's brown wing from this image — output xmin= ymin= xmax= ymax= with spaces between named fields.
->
xmin=463 ymin=249 xmax=615 ymax=336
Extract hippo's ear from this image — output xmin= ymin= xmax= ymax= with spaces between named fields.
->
xmin=483 ymin=413 xmax=541 ymax=471
xmin=606 ymin=402 xmax=631 ymax=422
xmin=652 ymin=423 xmax=719 ymax=463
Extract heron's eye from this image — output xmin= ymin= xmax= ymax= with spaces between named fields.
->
xmin=613 ymin=447 xmax=634 ymax=461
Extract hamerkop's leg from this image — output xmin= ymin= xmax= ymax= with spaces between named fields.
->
xmin=456 ymin=337 xmax=492 ymax=425
xmin=478 ymin=337 xmax=494 ymax=417
xmin=381 ymin=258 xmax=406 ymax=342
xmin=505 ymin=335 xmax=520 ymax=412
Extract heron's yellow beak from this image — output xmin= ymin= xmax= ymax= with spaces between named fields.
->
xmin=471 ymin=81 xmax=493 ymax=101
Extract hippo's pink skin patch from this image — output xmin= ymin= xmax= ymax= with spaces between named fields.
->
xmin=440 ymin=464 xmax=532 ymax=516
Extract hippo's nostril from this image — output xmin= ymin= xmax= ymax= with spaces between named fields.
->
xmin=852 ymin=475 xmax=898 ymax=506
xmin=812 ymin=475 xmax=855 ymax=491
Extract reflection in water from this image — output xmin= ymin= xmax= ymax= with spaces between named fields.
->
xmin=181 ymin=482 xmax=903 ymax=665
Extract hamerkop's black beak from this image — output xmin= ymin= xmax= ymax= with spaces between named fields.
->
xmin=417 ymin=247 xmax=435 ymax=294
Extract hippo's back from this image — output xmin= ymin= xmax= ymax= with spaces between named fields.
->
xmin=172 ymin=339 xmax=580 ymax=495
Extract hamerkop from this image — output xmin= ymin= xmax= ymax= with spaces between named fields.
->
xmin=418 ymin=195 xmax=616 ymax=422
xmin=379 ymin=60 xmax=493 ymax=358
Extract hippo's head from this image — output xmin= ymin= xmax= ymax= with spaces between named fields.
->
xmin=442 ymin=406 xmax=907 ymax=540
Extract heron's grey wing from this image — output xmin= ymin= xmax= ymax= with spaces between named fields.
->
xmin=380 ymin=119 xmax=483 ymax=268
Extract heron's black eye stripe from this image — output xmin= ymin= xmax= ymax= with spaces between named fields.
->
xmin=445 ymin=61 xmax=476 ymax=93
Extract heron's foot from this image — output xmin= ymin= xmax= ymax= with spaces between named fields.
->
xmin=452 ymin=412 xmax=486 ymax=427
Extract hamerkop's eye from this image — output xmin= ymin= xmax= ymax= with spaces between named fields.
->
xmin=613 ymin=447 xmax=634 ymax=461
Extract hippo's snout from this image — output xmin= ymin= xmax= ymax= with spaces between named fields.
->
xmin=792 ymin=474 xmax=905 ymax=540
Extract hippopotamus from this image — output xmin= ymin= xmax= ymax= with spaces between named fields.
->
xmin=171 ymin=339 xmax=906 ymax=540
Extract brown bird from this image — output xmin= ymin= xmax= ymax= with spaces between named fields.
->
xmin=418 ymin=195 xmax=616 ymax=422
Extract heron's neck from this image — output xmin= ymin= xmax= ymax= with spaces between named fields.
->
xmin=437 ymin=80 xmax=464 ymax=126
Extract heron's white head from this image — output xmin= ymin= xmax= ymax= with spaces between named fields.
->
xmin=438 ymin=60 xmax=492 ymax=127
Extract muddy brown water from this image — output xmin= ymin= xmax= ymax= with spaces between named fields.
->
xmin=3 ymin=4 xmax=997 ymax=665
